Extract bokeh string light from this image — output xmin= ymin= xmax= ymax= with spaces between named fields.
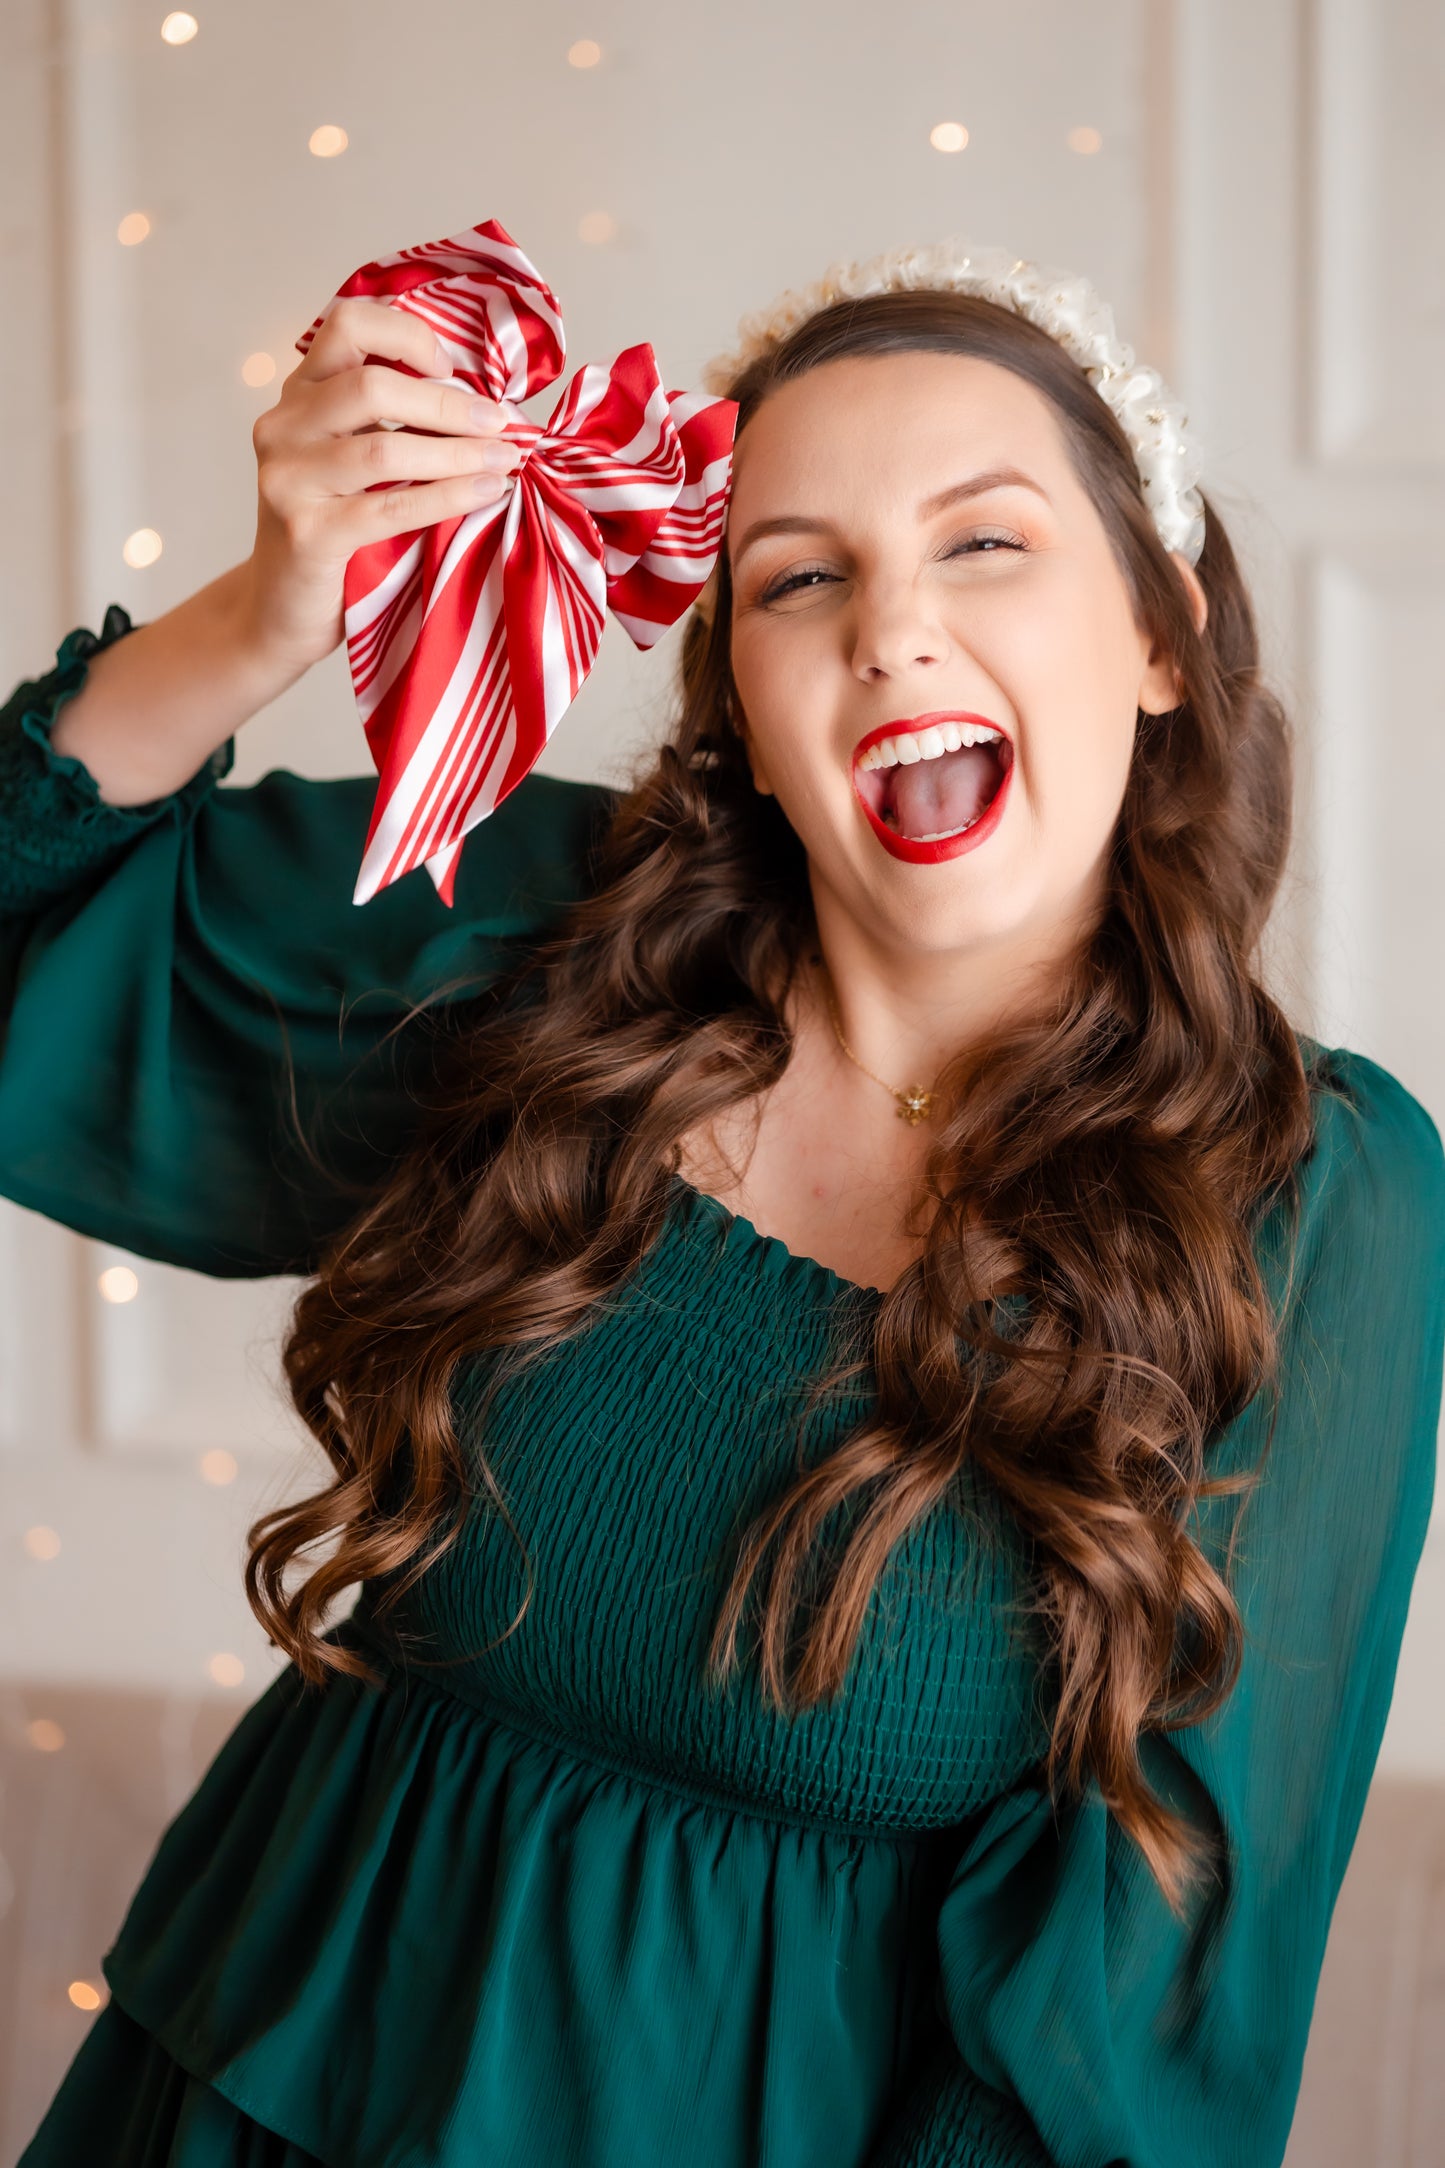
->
xmin=97 ymin=1264 xmax=139 ymax=1304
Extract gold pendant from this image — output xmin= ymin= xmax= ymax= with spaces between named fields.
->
xmin=894 ymin=1086 xmax=934 ymax=1125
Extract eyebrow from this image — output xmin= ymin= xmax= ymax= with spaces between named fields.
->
xmin=731 ymin=465 xmax=1051 ymax=567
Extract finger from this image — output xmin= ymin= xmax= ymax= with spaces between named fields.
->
xmin=319 ymin=427 xmax=523 ymax=498
xmin=295 ymin=293 xmax=449 ymax=388
xmin=317 ymin=361 xmax=518 ymax=443
xmin=324 ymin=467 xmax=517 ymax=549
xmin=258 ymin=410 xmax=521 ymax=527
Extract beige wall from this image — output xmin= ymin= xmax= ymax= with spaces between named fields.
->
xmin=1 ymin=0 xmax=1442 ymax=1786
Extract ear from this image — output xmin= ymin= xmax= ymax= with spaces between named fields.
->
xmin=1138 ymin=552 xmax=1209 ymax=716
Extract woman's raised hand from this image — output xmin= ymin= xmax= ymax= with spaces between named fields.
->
xmin=244 ymin=295 xmax=523 ymax=675
xmin=45 ymin=299 xmax=524 ymax=808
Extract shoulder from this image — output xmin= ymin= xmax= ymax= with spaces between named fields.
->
xmin=1286 ymin=1028 xmax=1445 ymax=1288
xmin=1295 ymin=1029 xmax=1445 ymax=1210
xmin=447 ymin=771 xmax=620 ymax=921
xmin=172 ymin=767 xmax=622 ymax=1013
xmin=198 ymin=765 xmax=620 ymax=944
xmin=206 ymin=766 xmax=619 ymax=912
xmin=1249 ymin=1037 xmax=1445 ymax=1614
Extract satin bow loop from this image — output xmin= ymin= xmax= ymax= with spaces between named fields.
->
xmin=295 ymin=218 xmax=739 ymax=906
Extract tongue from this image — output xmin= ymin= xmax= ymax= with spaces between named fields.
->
xmin=884 ymin=744 xmax=998 ymax=839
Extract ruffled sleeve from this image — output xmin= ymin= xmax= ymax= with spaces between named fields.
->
xmin=868 ymin=1044 xmax=1445 ymax=2168
xmin=0 ymin=606 xmax=616 ymax=1278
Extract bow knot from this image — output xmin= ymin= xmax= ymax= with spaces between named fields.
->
xmin=296 ymin=219 xmax=739 ymax=906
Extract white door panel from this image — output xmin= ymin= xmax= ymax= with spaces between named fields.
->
xmin=85 ymin=1245 xmax=306 ymax=1460
xmin=1308 ymin=0 xmax=1445 ymax=469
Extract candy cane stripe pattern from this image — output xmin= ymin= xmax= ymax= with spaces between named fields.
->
xmin=295 ymin=219 xmax=740 ymax=906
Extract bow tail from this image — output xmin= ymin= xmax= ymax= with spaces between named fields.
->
xmin=423 ymin=836 xmax=464 ymax=907
xmin=350 ymin=510 xmax=516 ymax=906
xmin=366 ymin=476 xmax=607 ymax=907
xmin=416 ymin=483 xmax=609 ymax=903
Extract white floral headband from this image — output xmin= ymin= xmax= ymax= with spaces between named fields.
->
xmin=695 ymin=238 xmax=1206 ymax=624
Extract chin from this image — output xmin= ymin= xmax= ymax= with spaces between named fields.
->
xmin=839 ymin=849 xmax=1034 ymax=954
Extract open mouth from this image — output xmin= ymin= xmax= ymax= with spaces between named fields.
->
xmin=851 ymin=715 xmax=1014 ymax=854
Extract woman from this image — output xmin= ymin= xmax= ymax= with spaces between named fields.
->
xmin=3 ymin=238 xmax=1442 ymax=2168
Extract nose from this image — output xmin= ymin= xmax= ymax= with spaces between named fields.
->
xmin=848 ymin=575 xmax=952 ymax=684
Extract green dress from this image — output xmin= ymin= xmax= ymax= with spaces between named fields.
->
xmin=3 ymin=608 xmax=1443 ymax=2168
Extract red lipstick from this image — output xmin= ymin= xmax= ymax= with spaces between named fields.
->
xmin=850 ymin=712 xmax=1014 ymax=865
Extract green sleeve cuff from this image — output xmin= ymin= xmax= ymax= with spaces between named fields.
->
xmin=0 ymin=603 xmax=236 ymax=916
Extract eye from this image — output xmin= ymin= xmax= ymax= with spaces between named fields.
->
xmin=757 ymin=530 xmax=1028 ymax=605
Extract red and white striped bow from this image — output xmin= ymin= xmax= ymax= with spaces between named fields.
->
xmin=295 ymin=218 xmax=739 ymax=906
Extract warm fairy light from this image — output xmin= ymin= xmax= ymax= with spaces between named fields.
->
xmin=568 ymin=39 xmax=601 ymax=66
xmin=98 ymin=1265 xmax=140 ymax=1303
xmin=121 ymin=530 xmax=162 ymax=570
xmin=929 ymin=121 xmax=969 ymax=153
xmin=160 ymin=12 xmax=197 ymax=43
xmin=199 ymin=1449 xmax=238 ymax=1486
xmin=578 ymin=211 xmax=617 ymax=246
xmin=308 ymin=124 xmax=349 ymax=159
xmin=117 ymin=212 xmax=151 ymax=246
xmin=241 ymin=351 xmax=277 ymax=387
xmin=67 ymin=1980 xmax=104 ymax=2010
xmin=24 ymin=1525 xmax=61 ymax=1562
xmin=1067 ymin=125 xmax=1103 ymax=154
xmin=28 ymin=1718 xmax=66 ymax=1752
xmin=208 ymin=1653 xmax=245 ymax=1688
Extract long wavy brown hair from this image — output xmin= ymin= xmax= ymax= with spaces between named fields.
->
xmin=248 ymin=289 xmax=1322 ymax=1919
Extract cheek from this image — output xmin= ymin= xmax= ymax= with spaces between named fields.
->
xmin=730 ymin=634 xmax=832 ymax=792
xmin=996 ymin=584 xmax=1141 ymax=831
xmin=731 ymin=625 xmax=815 ymax=715
xmin=1039 ymin=720 xmax=1135 ymax=861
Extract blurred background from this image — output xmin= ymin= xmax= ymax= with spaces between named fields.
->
xmin=1 ymin=0 xmax=1442 ymax=2156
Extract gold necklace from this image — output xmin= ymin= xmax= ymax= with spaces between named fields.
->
xmin=818 ymin=968 xmax=938 ymax=1126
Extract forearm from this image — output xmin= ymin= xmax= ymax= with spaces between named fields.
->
xmin=48 ymin=561 xmax=307 ymax=805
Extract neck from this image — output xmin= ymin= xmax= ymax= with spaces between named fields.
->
xmin=799 ymin=882 xmax=1089 ymax=1091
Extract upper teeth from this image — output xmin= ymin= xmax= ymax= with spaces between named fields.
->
xmin=858 ymin=721 xmax=1003 ymax=771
